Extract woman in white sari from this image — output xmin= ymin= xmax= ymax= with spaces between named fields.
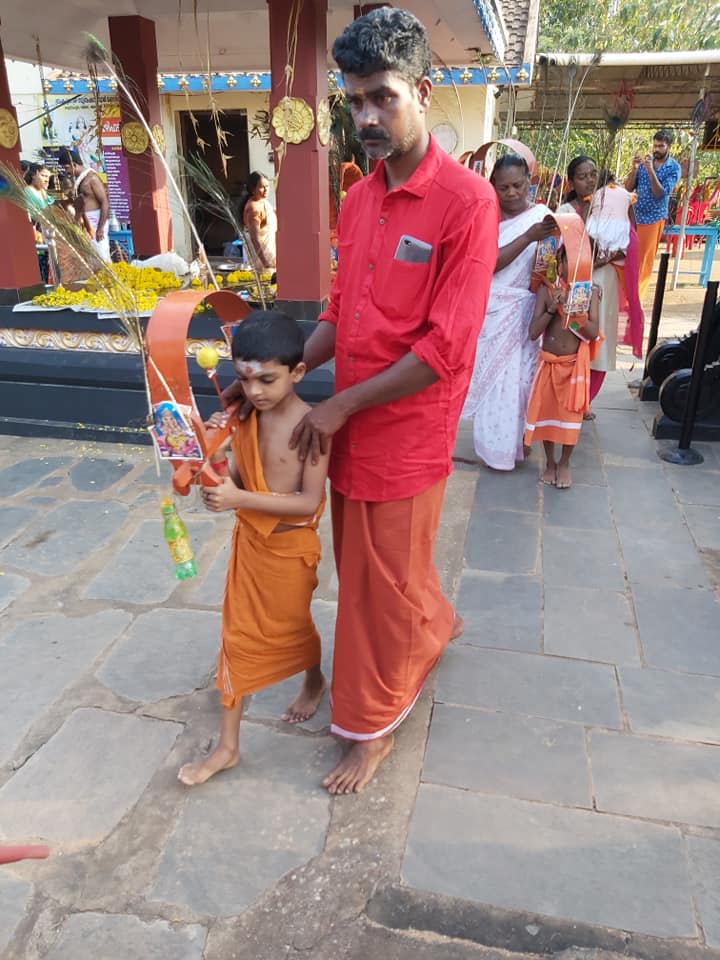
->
xmin=462 ymin=155 xmax=555 ymax=470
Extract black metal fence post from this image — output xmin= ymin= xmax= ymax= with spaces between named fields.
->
xmin=637 ymin=252 xmax=670 ymax=398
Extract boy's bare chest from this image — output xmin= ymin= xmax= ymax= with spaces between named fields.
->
xmin=258 ymin=429 xmax=303 ymax=493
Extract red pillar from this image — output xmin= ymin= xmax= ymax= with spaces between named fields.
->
xmin=269 ymin=0 xmax=330 ymax=315
xmin=108 ymin=16 xmax=173 ymax=257
xmin=0 ymin=24 xmax=42 ymax=300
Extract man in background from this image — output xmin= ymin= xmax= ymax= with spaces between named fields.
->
xmin=59 ymin=147 xmax=111 ymax=263
xmin=625 ymin=129 xmax=681 ymax=301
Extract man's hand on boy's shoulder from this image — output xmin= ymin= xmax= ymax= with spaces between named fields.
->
xmin=290 ymin=397 xmax=348 ymax=464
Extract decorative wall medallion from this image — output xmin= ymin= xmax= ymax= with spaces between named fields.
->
xmin=271 ymin=96 xmax=314 ymax=145
xmin=316 ymin=98 xmax=331 ymax=146
xmin=121 ymin=121 xmax=149 ymax=155
xmin=151 ymin=124 xmax=166 ymax=155
xmin=0 ymin=109 xmax=19 ymax=150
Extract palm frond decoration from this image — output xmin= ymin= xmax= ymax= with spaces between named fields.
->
xmin=83 ymin=32 xmax=219 ymax=291
xmin=179 ymin=152 xmax=269 ymax=308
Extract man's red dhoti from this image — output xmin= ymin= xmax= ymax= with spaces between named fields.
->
xmin=329 ymin=479 xmax=454 ymax=740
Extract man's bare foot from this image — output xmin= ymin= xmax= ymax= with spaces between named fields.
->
xmin=450 ymin=613 xmax=464 ymax=640
xmin=282 ymin=670 xmax=326 ymax=724
xmin=556 ymin=463 xmax=572 ymax=489
xmin=178 ymin=744 xmax=239 ymax=786
xmin=542 ymin=463 xmax=557 ymax=485
xmin=323 ymin=736 xmax=394 ymax=795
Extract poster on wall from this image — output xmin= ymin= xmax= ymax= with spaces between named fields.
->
xmin=37 ymin=93 xmax=131 ymax=223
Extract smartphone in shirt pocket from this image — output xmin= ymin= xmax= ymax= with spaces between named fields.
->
xmin=394 ymin=234 xmax=433 ymax=264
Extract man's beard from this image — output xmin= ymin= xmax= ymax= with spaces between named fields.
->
xmin=359 ymin=125 xmax=418 ymax=161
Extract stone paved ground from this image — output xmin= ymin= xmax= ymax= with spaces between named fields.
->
xmin=2 ymin=280 xmax=720 ymax=959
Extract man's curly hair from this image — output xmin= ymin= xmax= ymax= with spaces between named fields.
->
xmin=332 ymin=8 xmax=431 ymax=86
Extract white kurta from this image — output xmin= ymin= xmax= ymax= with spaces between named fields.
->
xmin=461 ymin=203 xmax=550 ymax=470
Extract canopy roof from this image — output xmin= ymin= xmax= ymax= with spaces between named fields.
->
xmin=511 ymin=51 xmax=720 ymax=126
xmin=1 ymin=0 xmax=508 ymax=74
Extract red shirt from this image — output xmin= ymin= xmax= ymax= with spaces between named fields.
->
xmin=321 ymin=136 xmax=499 ymax=502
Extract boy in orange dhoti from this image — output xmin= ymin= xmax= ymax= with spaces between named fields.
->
xmin=524 ymin=248 xmax=601 ymax=490
xmin=178 ymin=311 xmax=330 ymax=786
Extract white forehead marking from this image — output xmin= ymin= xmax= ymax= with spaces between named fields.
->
xmin=240 ymin=360 xmax=265 ymax=376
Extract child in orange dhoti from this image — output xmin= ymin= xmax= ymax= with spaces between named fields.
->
xmin=524 ymin=248 xmax=601 ymax=489
xmin=178 ymin=310 xmax=330 ymax=786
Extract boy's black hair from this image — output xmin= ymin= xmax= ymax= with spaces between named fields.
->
xmin=331 ymin=7 xmax=431 ymax=86
xmin=231 ymin=309 xmax=304 ymax=370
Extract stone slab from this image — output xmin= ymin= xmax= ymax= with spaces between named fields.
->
xmin=2 ymin=500 xmax=129 ymax=576
xmin=403 ymin=784 xmax=695 ymax=939
xmin=620 ymin=666 xmax=720 ymax=743
xmin=96 ymin=608 xmax=222 ymax=702
xmin=454 ymin=573 xmax=542 ymax=652
xmin=69 ymin=457 xmax=134 ymax=492
xmin=472 ymin=464 xmax=542 ymax=513
xmin=85 ymin=518 xmax=214 ymax=604
xmin=38 ymin=475 xmax=64 ymax=487
xmin=465 ymin=509 xmax=539 ymax=575
xmin=542 ymin=528 xmax=625 ymax=591
xmin=185 ymin=540 xmax=230 ymax=607
xmin=0 ymin=708 xmax=180 ymax=845
xmin=542 ymin=485 xmax=613 ymax=531
xmin=616 ymin=525 xmax=711 ymax=590
xmin=592 ymin=411 xmax=659 ymax=462
xmin=0 ymin=611 xmax=131 ymax=767
xmin=247 ymin=599 xmax=336 ymax=731
xmin=0 ymin=457 xmax=71 ymax=497
xmin=0 ymin=506 xmax=36 ymax=547
xmin=0 ymin=871 xmax=33 ymax=955
xmin=632 ymin=584 xmax=720 ymax=676
xmin=605 ymin=465 xmax=680 ymax=528
xmin=682 ymin=504 xmax=720 ymax=551
xmin=686 ymin=835 xmax=720 ymax=948
xmin=423 ymin=704 xmax=591 ymax=807
xmin=590 ymin=730 xmax=720 ymax=828
xmin=151 ymin=724 xmax=338 ymax=915
xmin=44 ymin=913 xmax=207 ymax=960
xmin=0 ymin=572 xmax=31 ymax=613
xmin=544 ymin=587 xmax=640 ymax=666
xmin=665 ymin=467 xmax=720 ymax=507
xmin=435 ymin=645 xmax=621 ymax=729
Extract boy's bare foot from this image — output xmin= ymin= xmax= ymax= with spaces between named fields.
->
xmin=178 ymin=744 xmax=239 ymax=786
xmin=541 ymin=463 xmax=557 ymax=485
xmin=323 ymin=736 xmax=394 ymax=794
xmin=450 ymin=613 xmax=464 ymax=640
xmin=282 ymin=670 xmax=326 ymax=724
xmin=556 ymin=463 xmax=572 ymax=489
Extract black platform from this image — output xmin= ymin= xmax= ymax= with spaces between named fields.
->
xmin=0 ymin=305 xmax=334 ymax=444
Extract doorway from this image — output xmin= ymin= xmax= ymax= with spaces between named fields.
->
xmin=179 ymin=109 xmax=250 ymax=255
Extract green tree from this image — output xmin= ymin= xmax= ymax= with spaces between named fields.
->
xmin=539 ymin=0 xmax=720 ymax=52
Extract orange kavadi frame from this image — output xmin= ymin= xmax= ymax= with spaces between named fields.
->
xmin=145 ymin=289 xmax=251 ymax=496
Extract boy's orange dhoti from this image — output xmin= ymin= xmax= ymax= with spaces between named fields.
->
xmin=524 ymin=342 xmax=594 ymax=447
xmin=330 ymin=478 xmax=454 ymax=740
xmin=218 ymin=414 xmax=323 ymax=708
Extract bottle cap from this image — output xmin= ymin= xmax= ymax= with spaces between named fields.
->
xmin=161 ymin=497 xmax=174 ymax=514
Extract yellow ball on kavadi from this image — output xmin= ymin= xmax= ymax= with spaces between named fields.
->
xmin=196 ymin=346 xmax=220 ymax=370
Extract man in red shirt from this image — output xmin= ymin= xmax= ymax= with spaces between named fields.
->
xmin=291 ymin=7 xmax=498 ymax=794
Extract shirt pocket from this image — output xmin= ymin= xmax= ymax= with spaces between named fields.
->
xmin=375 ymin=258 xmax=431 ymax=319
